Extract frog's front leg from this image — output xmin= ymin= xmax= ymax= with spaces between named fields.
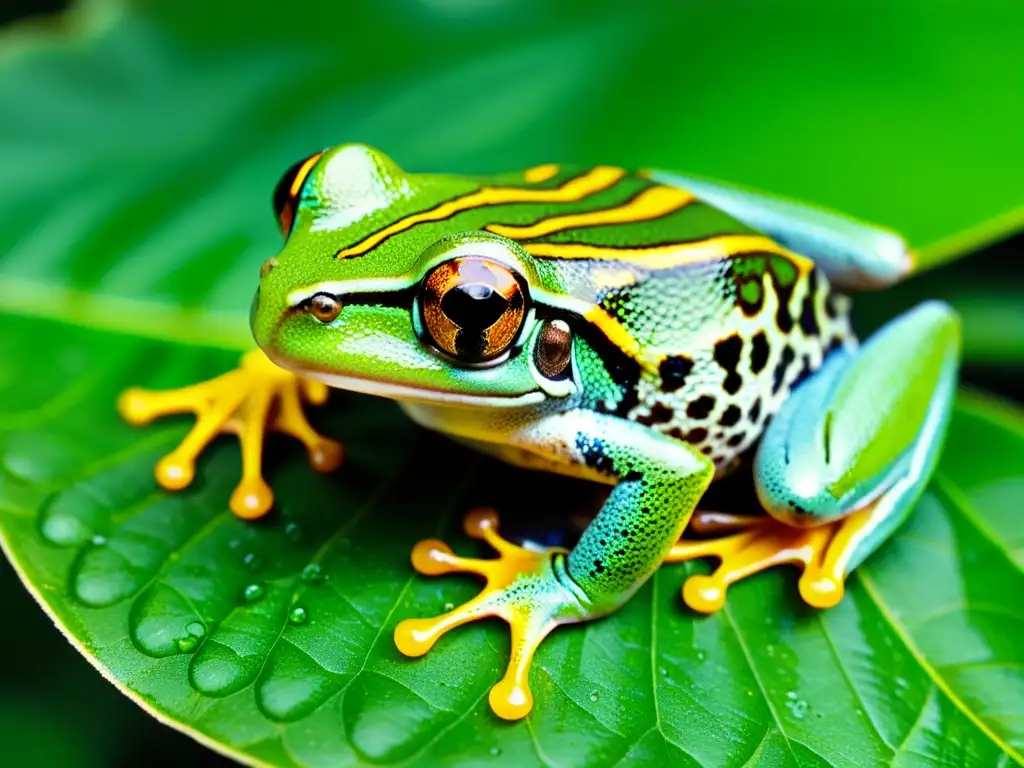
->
xmin=395 ymin=411 xmax=714 ymax=720
xmin=670 ymin=301 xmax=960 ymax=612
xmin=118 ymin=349 xmax=343 ymax=518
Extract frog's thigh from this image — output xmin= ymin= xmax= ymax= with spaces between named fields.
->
xmin=649 ymin=170 xmax=914 ymax=289
xmin=756 ymin=300 xmax=959 ymax=539
xmin=670 ymin=301 xmax=959 ymax=612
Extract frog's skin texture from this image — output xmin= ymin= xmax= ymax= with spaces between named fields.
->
xmin=120 ymin=145 xmax=960 ymax=720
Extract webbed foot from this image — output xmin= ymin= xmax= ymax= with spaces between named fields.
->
xmin=118 ymin=349 xmax=343 ymax=519
xmin=395 ymin=508 xmax=590 ymax=720
xmin=667 ymin=507 xmax=876 ymax=613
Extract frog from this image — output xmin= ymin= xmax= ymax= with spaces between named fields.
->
xmin=118 ymin=144 xmax=960 ymax=720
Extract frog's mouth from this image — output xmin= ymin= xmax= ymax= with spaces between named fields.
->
xmin=265 ymin=350 xmax=546 ymax=409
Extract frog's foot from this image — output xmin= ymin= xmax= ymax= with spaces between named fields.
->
xmin=395 ymin=508 xmax=589 ymax=721
xmin=667 ymin=506 xmax=875 ymax=613
xmin=117 ymin=349 xmax=343 ymax=519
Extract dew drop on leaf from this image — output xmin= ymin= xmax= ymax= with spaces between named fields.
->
xmin=242 ymin=583 xmax=265 ymax=603
xmin=243 ymin=552 xmax=263 ymax=571
xmin=91 ymin=534 xmax=107 ymax=546
xmin=284 ymin=522 xmax=303 ymax=542
xmin=785 ymin=694 xmax=808 ymax=719
xmin=288 ymin=606 xmax=309 ymax=625
xmin=489 ymin=747 xmax=501 ymax=757
xmin=301 ymin=563 xmax=324 ymax=584
xmin=589 ymin=692 xmax=599 ymax=702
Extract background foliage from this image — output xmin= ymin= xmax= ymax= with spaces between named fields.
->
xmin=1 ymin=1 xmax=1022 ymax=766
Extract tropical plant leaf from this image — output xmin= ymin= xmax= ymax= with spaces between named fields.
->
xmin=2 ymin=0 xmax=1024 ymax=765
xmin=2 ymin=316 xmax=1024 ymax=767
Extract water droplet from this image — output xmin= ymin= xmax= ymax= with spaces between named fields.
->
xmin=489 ymin=747 xmax=502 ymax=757
xmin=301 ymin=563 xmax=324 ymax=584
xmin=288 ymin=606 xmax=308 ymax=625
xmin=766 ymin=644 xmax=776 ymax=657
xmin=659 ymin=666 xmax=668 ymax=676
xmin=785 ymin=696 xmax=808 ymax=719
xmin=786 ymin=691 xmax=797 ymax=700
xmin=228 ymin=538 xmax=242 ymax=550
xmin=444 ymin=602 xmax=455 ymax=611
xmin=91 ymin=534 xmax=107 ymax=546
xmin=177 ymin=635 xmax=198 ymax=653
xmin=284 ymin=522 xmax=303 ymax=542
xmin=589 ymin=692 xmax=599 ymax=703
xmin=243 ymin=552 xmax=263 ymax=571
xmin=696 ymin=650 xmax=706 ymax=662
xmin=243 ymin=583 xmax=265 ymax=603
xmin=618 ymin=704 xmax=626 ymax=712
xmin=185 ymin=621 xmax=206 ymax=638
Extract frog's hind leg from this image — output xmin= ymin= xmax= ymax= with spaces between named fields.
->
xmin=669 ymin=301 xmax=960 ymax=612
xmin=118 ymin=349 xmax=343 ymax=518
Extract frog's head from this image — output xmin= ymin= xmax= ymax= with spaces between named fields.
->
xmin=251 ymin=144 xmax=583 ymax=407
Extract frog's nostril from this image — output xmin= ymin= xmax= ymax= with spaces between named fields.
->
xmin=260 ymin=258 xmax=278 ymax=279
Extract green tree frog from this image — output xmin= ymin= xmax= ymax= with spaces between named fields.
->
xmin=118 ymin=145 xmax=960 ymax=720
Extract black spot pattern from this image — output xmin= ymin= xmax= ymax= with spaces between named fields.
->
xmin=659 ymin=355 xmax=694 ymax=393
xmin=684 ymin=427 xmax=708 ymax=444
xmin=686 ymin=395 xmax=716 ymax=419
xmin=749 ymin=397 xmax=762 ymax=423
xmin=714 ymin=334 xmax=743 ymax=395
xmin=636 ymin=403 xmax=674 ymax=426
xmin=750 ymin=331 xmax=770 ymax=374
xmin=719 ymin=405 xmax=741 ymax=427
xmin=727 ymin=433 xmax=745 ymax=448
xmin=772 ymin=345 xmax=795 ymax=394
xmin=799 ymin=269 xmax=820 ymax=337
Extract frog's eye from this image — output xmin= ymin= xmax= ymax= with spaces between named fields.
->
xmin=420 ymin=257 xmax=527 ymax=364
xmin=307 ymin=292 xmax=342 ymax=324
xmin=272 ymin=151 xmax=324 ymax=237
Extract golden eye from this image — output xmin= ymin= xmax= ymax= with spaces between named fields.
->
xmin=309 ymin=293 xmax=341 ymax=324
xmin=420 ymin=257 xmax=527 ymax=363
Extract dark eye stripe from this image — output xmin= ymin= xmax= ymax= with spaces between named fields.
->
xmin=272 ymin=151 xmax=324 ymax=236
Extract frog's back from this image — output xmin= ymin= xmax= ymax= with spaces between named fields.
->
xmin=501 ymin=164 xmax=856 ymax=476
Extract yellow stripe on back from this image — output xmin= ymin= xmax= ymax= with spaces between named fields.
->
xmin=336 ymin=166 xmax=626 ymax=259
xmin=525 ymin=234 xmax=814 ymax=272
xmin=523 ymin=164 xmax=560 ymax=183
xmin=486 ymin=185 xmax=695 ymax=240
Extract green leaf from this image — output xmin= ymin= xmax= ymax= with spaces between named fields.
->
xmin=2 ymin=317 xmax=1024 ymax=766
xmin=2 ymin=1 xmax=1024 ymax=765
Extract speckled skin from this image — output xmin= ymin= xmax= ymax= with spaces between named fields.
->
xmin=123 ymin=144 xmax=960 ymax=719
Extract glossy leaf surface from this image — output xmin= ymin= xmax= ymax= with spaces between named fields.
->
xmin=2 ymin=1 xmax=1024 ymax=765
xmin=2 ymin=317 xmax=1024 ymax=766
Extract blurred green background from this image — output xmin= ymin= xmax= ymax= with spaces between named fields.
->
xmin=1 ymin=7 xmax=235 ymax=767
xmin=1 ymin=0 xmax=1021 ymax=765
